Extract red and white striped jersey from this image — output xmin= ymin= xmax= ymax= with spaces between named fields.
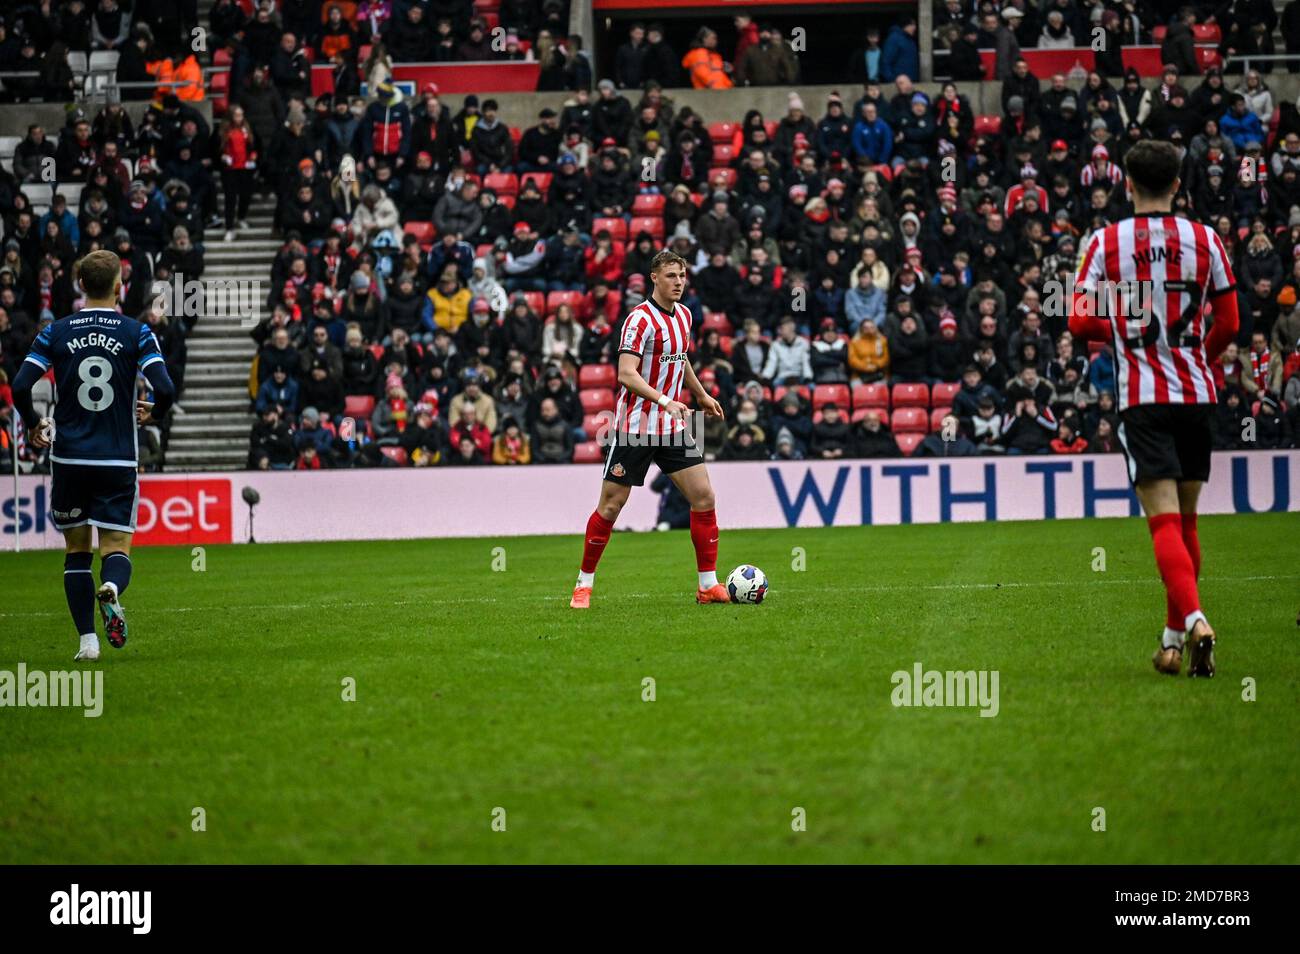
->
xmin=1080 ymin=161 xmax=1124 ymax=189
xmin=1077 ymin=215 xmax=1236 ymax=411
xmin=614 ymin=297 xmax=693 ymax=435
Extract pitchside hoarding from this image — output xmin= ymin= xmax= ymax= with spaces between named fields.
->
xmin=2 ymin=452 xmax=1295 ymax=551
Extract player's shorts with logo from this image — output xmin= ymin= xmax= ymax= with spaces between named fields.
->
xmin=50 ymin=462 xmax=139 ymax=532
xmin=603 ymin=430 xmax=703 ymax=486
xmin=1116 ymin=404 xmax=1213 ymax=484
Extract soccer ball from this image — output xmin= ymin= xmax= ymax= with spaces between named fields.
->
xmin=726 ymin=565 xmax=768 ymax=604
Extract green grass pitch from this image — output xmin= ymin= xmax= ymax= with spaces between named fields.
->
xmin=2 ymin=512 xmax=1297 ymax=864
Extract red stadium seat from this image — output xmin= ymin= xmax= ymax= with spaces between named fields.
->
xmin=482 ymin=11 xmax=499 ymax=30
xmin=896 ymin=432 xmax=924 ymax=456
xmin=931 ymin=381 xmax=961 ymax=407
xmin=708 ymin=168 xmax=738 ymax=191
xmin=579 ymin=364 xmax=617 ymax=389
xmin=520 ymin=171 xmax=552 ymax=194
xmin=582 ymin=411 xmax=614 ymax=437
xmin=380 ymin=446 xmax=408 ymax=466
xmin=1193 ymin=24 xmax=1221 ymax=43
xmin=523 ymin=291 xmax=545 ymax=315
xmin=871 ymin=163 xmax=893 ymax=182
xmin=773 ymin=385 xmax=811 ymax=405
xmin=629 ymin=216 xmax=664 ymax=241
xmin=572 ymin=440 xmax=606 ymax=464
xmin=508 ymin=126 xmax=522 ymax=145
xmin=214 ymin=48 xmax=232 ymax=67
xmin=708 ymin=121 xmax=737 ymax=144
xmin=475 ymin=243 xmax=493 ymax=258
xmin=716 ymin=335 xmax=734 ymax=356
xmin=1152 ymin=25 xmax=1167 ymax=41
xmin=930 ymin=407 xmax=953 ymax=433
xmin=1088 ymin=341 xmax=1105 ymax=355
xmin=892 ymin=382 xmax=930 ymax=408
xmin=690 ymin=192 xmax=705 ymax=207
xmin=403 ymin=222 xmax=436 ymax=247
xmin=631 ymin=193 xmax=666 ymax=215
xmin=891 ymin=407 xmax=929 ymax=433
xmin=368 ymin=344 xmax=384 ymax=361
xmin=547 ymin=289 xmax=584 ymax=316
xmin=497 ymin=194 xmax=515 ymax=211
xmin=853 ymin=381 xmax=890 ymax=410
xmin=974 ymin=115 xmax=1002 ymax=137
xmin=579 ymin=388 xmax=615 ymax=413
xmin=592 ymin=216 xmax=626 ymax=241
xmin=764 ymin=120 xmax=778 ymax=139
xmin=712 ymin=143 xmax=737 ymax=164
xmin=484 ymin=172 xmax=518 ymax=197
xmin=210 ymin=71 xmax=229 ymax=117
xmin=701 ymin=311 xmax=732 ymax=337
xmin=851 ymin=407 xmax=887 ymax=423
xmin=813 ymin=384 xmax=850 ymax=411
xmin=344 ymin=395 xmax=376 ymax=420
xmin=736 ymin=383 xmax=773 ymax=401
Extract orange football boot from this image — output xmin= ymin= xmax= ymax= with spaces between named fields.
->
xmin=696 ymin=583 xmax=732 ymax=604
xmin=570 ymin=586 xmax=592 ymax=609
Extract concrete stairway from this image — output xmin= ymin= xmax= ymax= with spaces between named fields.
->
xmin=165 ymin=197 xmax=277 ymax=471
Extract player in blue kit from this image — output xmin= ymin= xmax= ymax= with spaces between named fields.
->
xmin=11 ymin=251 xmax=176 ymax=661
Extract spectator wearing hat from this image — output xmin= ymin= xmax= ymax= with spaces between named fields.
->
xmin=811 ymin=317 xmax=849 ymax=383
xmin=384 ymin=3 xmax=433 ymax=62
xmin=470 ymin=99 xmax=513 ymax=174
xmin=880 ymin=18 xmax=919 ymax=83
xmin=592 ymin=80 xmax=634 ymax=147
xmin=816 ymin=92 xmax=853 ymax=162
xmin=893 ymin=93 xmax=937 ymax=168
xmin=518 ymin=107 xmax=562 ymax=173
xmin=299 ymin=355 xmax=346 ymax=420
xmin=248 ymin=406 xmax=295 ymax=470
xmin=809 ymin=401 xmax=851 ymax=458
xmin=735 ymin=22 xmax=798 ymax=87
xmin=772 ymin=92 xmax=818 ymax=169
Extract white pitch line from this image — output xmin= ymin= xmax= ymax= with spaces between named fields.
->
xmin=0 ymin=575 xmax=1294 ymax=619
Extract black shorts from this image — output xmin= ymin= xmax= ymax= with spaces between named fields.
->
xmin=602 ymin=430 xmax=704 ymax=487
xmin=1117 ymin=404 xmax=1213 ymax=485
xmin=50 ymin=462 xmax=139 ymax=533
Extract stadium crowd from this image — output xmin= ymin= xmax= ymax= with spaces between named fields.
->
xmin=2 ymin=1 xmax=1300 ymax=474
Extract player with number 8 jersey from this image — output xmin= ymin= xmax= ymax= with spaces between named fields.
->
xmin=12 ymin=250 xmax=176 ymax=662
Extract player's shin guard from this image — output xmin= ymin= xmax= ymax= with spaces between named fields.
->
xmin=101 ymin=551 xmax=132 ymax=597
xmin=580 ymin=511 xmax=615 ymax=574
xmin=63 ymin=551 xmax=96 ymax=636
xmin=1164 ymin=513 xmax=1202 ymax=631
xmin=1148 ymin=513 xmax=1203 ymax=633
xmin=689 ymin=508 xmax=719 ymax=586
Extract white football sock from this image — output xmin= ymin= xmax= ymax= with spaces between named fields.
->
xmin=698 ymin=570 xmax=718 ymax=588
xmin=1162 ymin=627 xmax=1184 ymax=650
xmin=577 ymin=571 xmax=595 ymax=588
xmin=80 ymin=632 xmax=100 ymax=654
xmin=1184 ymin=610 xmax=1209 ymax=635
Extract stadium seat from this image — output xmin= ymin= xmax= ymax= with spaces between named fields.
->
xmin=210 ymin=70 xmax=229 ymax=116
xmin=896 ymin=432 xmax=924 ymax=456
xmin=578 ymin=364 xmax=617 ymax=389
xmin=497 ymin=194 xmax=515 ymax=210
xmin=631 ymin=193 xmax=666 ymax=215
xmin=708 ymin=168 xmax=738 ymax=191
xmin=522 ymin=291 xmax=545 ymax=315
xmin=712 ymin=143 xmax=737 ymax=165
xmin=546 ymin=289 xmax=584 ymax=316
xmin=773 ymin=385 xmax=811 ymax=405
xmin=508 ymin=126 xmax=522 ymax=147
xmin=813 ymin=384 xmax=850 ymax=411
xmin=88 ymin=50 xmax=119 ymax=72
xmin=764 ymin=120 xmax=778 ymax=139
xmin=592 ymin=216 xmax=626 ymax=241
xmin=851 ymin=407 xmax=886 ymax=423
xmin=572 ymin=440 xmax=606 ymax=464
xmin=67 ymin=51 xmax=88 ymax=75
xmin=582 ymin=412 xmax=612 ymax=437
xmin=701 ymin=311 xmax=732 ymax=337
xmin=892 ymin=382 xmax=929 ymax=408
xmin=56 ymin=183 xmax=84 ymax=208
xmin=345 ymin=395 xmax=376 ymax=420
xmin=716 ymin=335 xmax=734 ymax=357
xmin=853 ymin=381 xmax=890 ymax=411
xmin=871 ymin=163 xmax=893 ymax=182
xmin=931 ymin=382 xmax=961 ymax=407
xmin=708 ymin=121 xmax=737 ymax=144
xmin=1088 ymin=341 xmax=1105 ymax=355
xmin=579 ymin=388 xmax=615 ymax=413
xmin=736 ymin=383 xmax=773 ymax=401
xmin=368 ymin=344 xmax=384 ymax=361
xmin=930 ymin=407 xmax=952 ymax=433
xmin=1152 ymin=25 xmax=1167 ymax=41
xmin=403 ymin=222 xmax=436 ymax=247
xmin=520 ymin=171 xmax=552 ymax=194
xmin=213 ymin=48 xmax=232 ymax=67
xmin=1196 ymin=48 xmax=1223 ymax=70
xmin=24 ymin=183 xmax=53 ymax=206
xmin=629 ymin=216 xmax=664 ymax=241
xmin=380 ymin=446 xmax=408 ymax=466
xmin=484 ymin=172 xmax=518 ymax=197
xmin=891 ymin=407 xmax=929 ymax=434
xmin=974 ymin=115 xmax=1001 ymax=137
xmin=1193 ymin=24 xmax=1221 ymax=43
xmin=475 ymin=243 xmax=493 ymax=258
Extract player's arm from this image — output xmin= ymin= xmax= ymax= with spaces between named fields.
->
xmin=617 ymin=351 xmax=687 ymax=421
xmin=12 ymin=329 xmax=54 ymax=447
xmin=682 ymin=359 xmax=724 ymax=418
xmin=1068 ymin=231 xmax=1113 ymax=344
xmin=137 ymin=327 xmax=177 ymax=423
xmin=1202 ymin=231 xmax=1241 ymax=362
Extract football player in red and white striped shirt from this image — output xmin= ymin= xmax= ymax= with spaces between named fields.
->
xmin=1070 ymin=140 xmax=1240 ymax=678
xmin=570 ymin=250 xmax=728 ymax=609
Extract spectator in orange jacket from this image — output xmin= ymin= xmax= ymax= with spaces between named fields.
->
xmin=682 ymin=28 xmax=733 ymax=90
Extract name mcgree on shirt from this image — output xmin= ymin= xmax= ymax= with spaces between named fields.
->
xmin=65 ymin=332 xmax=127 ymax=355
xmin=50 ymin=884 xmax=151 ymax=934
xmin=0 ymin=664 xmax=103 ymax=718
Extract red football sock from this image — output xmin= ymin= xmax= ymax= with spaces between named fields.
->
xmin=580 ymin=510 xmax=615 ymax=575
xmin=689 ymin=508 xmax=719 ymax=573
xmin=1149 ymin=513 xmax=1200 ymax=630
xmin=1166 ymin=513 xmax=1202 ymax=629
